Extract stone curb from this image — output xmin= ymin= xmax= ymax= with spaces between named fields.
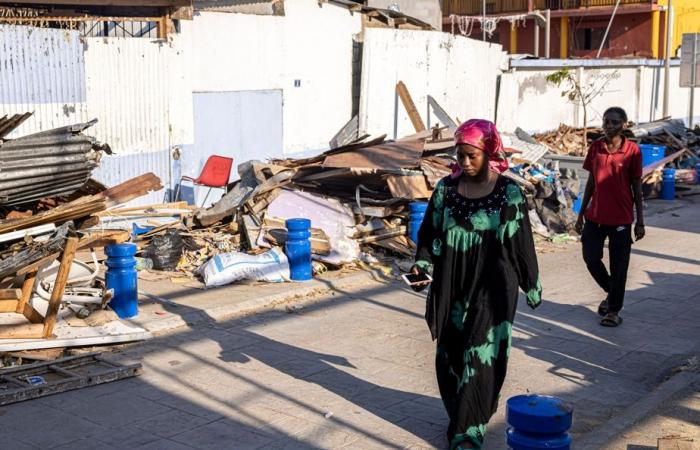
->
xmin=134 ymin=269 xmax=391 ymax=335
xmin=576 ymin=369 xmax=700 ymax=449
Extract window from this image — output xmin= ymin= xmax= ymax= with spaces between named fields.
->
xmin=575 ymin=27 xmax=609 ymax=51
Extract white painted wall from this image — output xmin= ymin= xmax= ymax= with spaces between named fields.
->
xmin=180 ymin=0 xmax=362 ymax=154
xmin=359 ymin=28 xmax=506 ymax=139
xmin=498 ymin=63 xmax=698 ymax=133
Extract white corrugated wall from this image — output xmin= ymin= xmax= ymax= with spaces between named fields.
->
xmin=84 ymin=38 xmax=174 ymax=204
xmin=0 ymin=24 xmax=88 ymax=137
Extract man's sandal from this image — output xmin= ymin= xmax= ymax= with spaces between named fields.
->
xmin=600 ymin=312 xmax=623 ymax=327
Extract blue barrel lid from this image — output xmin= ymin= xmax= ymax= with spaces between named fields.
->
xmin=285 ymin=218 xmax=311 ymax=230
xmin=506 ymin=428 xmax=572 ymax=450
xmin=507 ymin=395 xmax=573 ymax=434
xmin=105 ymin=242 xmax=138 ymax=257
xmin=662 ymin=167 xmax=676 ymax=175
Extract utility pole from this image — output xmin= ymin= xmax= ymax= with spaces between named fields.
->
xmin=482 ymin=0 xmax=486 ymax=41
xmin=545 ymin=9 xmax=551 ymax=58
xmin=597 ymin=0 xmax=621 ymax=58
xmin=663 ymin=0 xmax=674 ymax=118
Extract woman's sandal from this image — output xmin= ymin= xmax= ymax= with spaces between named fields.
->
xmin=600 ymin=312 xmax=623 ymax=327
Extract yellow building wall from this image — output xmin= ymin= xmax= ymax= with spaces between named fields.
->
xmin=658 ymin=0 xmax=700 ymax=54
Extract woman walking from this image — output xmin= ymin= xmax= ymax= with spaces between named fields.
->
xmin=411 ymin=119 xmax=542 ymax=449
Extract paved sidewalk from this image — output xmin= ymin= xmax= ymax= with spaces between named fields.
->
xmin=0 ymin=197 xmax=697 ymax=450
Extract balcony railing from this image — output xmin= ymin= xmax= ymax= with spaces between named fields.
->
xmin=444 ymin=0 xmax=653 ymax=16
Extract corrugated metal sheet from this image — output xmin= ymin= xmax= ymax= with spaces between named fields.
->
xmin=0 ymin=120 xmax=106 ymax=205
xmin=0 ymin=25 xmax=88 ymax=137
xmin=84 ymin=37 xmax=173 ymax=203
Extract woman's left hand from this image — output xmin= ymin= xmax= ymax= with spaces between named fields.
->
xmin=634 ymin=223 xmax=645 ymax=241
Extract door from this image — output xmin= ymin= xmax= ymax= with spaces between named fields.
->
xmin=179 ymin=90 xmax=283 ymax=207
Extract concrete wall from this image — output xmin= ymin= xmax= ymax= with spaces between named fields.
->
xmin=359 ymin=28 xmax=506 ymax=139
xmin=497 ymin=60 xmax=699 ymax=134
xmin=367 ymin=0 xmax=441 ymax=30
xmin=181 ymin=1 xmax=361 ymax=155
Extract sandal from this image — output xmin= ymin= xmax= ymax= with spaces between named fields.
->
xmin=600 ymin=312 xmax=623 ymax=327
xmin=597 ymin=299 xmax=609 ymax=316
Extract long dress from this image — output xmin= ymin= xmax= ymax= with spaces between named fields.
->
xmin=415 ymin=175 xmax=542 ymax=449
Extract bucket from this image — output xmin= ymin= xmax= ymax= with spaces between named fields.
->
xmin=105 ymin=243 xmax=139 ymax=319
xmin=640 ymin=144 xmax=665 ymax=168
xmin=408 ymin=202 xmax=428 ymax=245
xmin=285 ymin=218 xmax=312 ymax=281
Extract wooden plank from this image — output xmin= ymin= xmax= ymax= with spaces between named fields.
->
xmin=642 ymin=149 xmax=685 ymax=177
xmin=17 ymin=270 xmax=37 ymax=314
xmin=386 ymin=175 xmax=432 ymax=199
xmin=357 ymin=226 xmax=407 ymax=244
xmin=0 ymin=289 xmax=21 ymax=301
xmin=352 ymin=206 xmax=396 ymax=218
xmin=5 ymin=348 xmax=64 ymax=362
xmin=0 ymin=323 xmax=44 ymax=340
xmin=43 ymin=237 xmax=79 ymax=338
xmin=17 ymin=253 xmax=60 ymax=276
xmin=77 ymin=230 xmax=131 ymax=250
xmin=0 ymin=300 xmax=19 ymax=312
xmin=657 ymin=437 xmax=695 ymax=450
xmin=396 ymin=81 xmax=426 ymax=132
xmin=242 ymin=215 xmax=261 ymax=250
xmin=99 ymin=173 xmax=163 ymax=207
xmin=22 ymin=304 xmax=44 ymax=324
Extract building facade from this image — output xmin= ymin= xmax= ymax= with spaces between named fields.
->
xmin=443 ymin=0 xmax=700 ymax=59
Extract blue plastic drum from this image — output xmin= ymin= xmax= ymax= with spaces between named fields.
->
xmin=408 ymin=202 xmax=428 ymax=245
xmin=105 ymin=243 xmax=139 ymax=319
xmin=507 ymin=428 xmax=572 ymax=450
xmin=285 ymin=218 xmax=312 ymax=281
xmin=507 ymin=395 xmax=573 ymax=435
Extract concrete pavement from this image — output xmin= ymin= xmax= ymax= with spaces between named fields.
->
xmin=0 ymin=197 xmax=698 ymax=449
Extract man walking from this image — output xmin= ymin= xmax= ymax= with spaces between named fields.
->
xmin=575 ymin=107 xmax=645 ymax=327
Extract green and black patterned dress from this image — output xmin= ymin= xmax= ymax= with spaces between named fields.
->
xmin=415 ymin=175 xmax=542 ymax=449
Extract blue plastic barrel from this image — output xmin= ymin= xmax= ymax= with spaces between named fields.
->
xmin=572 ymin=197 xmax=582 ymax=214
xmin=408 ymin=202 xmax=428 ymax=245
xmin=506 ymin=395 xmax=573 ymax=450
xmin=661 ymin=168 xmax=676 ymax=200
xmin=105 ymin=243 xmax=139 ymax=319
xmin=640 ymin=144 xmax=665 ymax=168
xmin=695 ymin=163 xmax=700 ymax=185
xmin=285 ymin=218 xmax=312 ymax=281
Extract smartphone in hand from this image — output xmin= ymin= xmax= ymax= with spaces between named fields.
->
xmin=401 ymin=273 xmax=433 ymax=286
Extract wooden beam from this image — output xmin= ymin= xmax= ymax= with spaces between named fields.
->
xmin=0 ymin=289 xmax=21 ymax=301
xmin=43 ymin=237 xmax=79 ymax=339
xmin=0 ymin=300 xmax=20 ymax=313
xmin=23 ymin=304 xmax=45 ymax=325
xmin=0 ymin=323 xmax=44 ymax=340
xmin=0 ymin=0 xmax=191 ymax=6
xmin=396 ymin=81 xmax=426 ymax=132
xmin=17 ymin=253 xmax=60 ymax=277
xmin=17 ymin=270 xmax=37 ymax=314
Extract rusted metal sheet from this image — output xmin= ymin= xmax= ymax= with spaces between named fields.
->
xmin=0 ymin=113 xmax=32 ymax=139
xmin=0 ymin=119 xmax=108 ymax=205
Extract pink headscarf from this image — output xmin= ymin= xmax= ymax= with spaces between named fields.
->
xmin=451 ymin=119 xmax=509 ymax=176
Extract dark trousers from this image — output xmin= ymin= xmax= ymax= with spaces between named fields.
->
xmin=581 ymin=221 xmax=633 ymax=313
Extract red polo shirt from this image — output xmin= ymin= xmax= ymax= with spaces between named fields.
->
xmin=583 ymin=137 xmax=642 ymax=226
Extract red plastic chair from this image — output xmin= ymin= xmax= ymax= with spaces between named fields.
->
xmin=176 ymin=155 xmax=233 ymax=206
